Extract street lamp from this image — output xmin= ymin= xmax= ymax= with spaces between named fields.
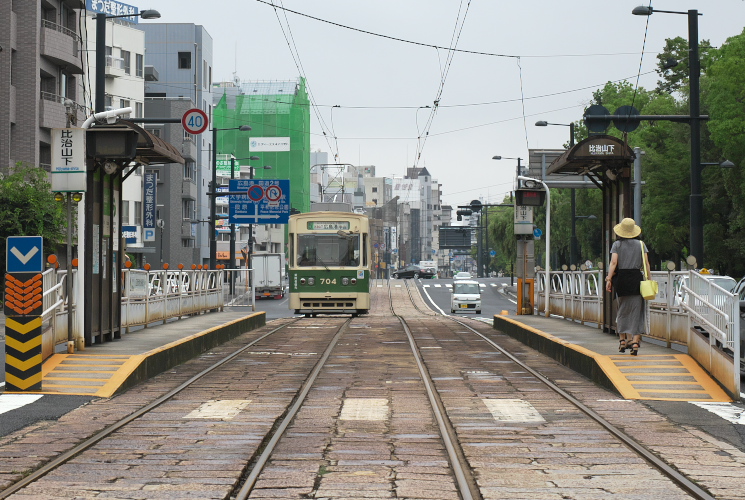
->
xmin=492 ymin=156 xmax=525 ymax=185
xmin=535 ymin=120 xmax=579 ymax=265
xmin=518 ymin=175 xmax=550 ymax=317
xmin=210 ymin=125 xmax=251 ymax=269
xmin=633 ymin=5 xmax=705 ymax=264
xmin=95 ymin=9 xmax=161 ymax=112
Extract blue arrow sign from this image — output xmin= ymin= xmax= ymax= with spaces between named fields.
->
xmin=229 ymin=179 xmax=291 ymax=224
xmin=7 ymin=236 xmax=44 ymax=273
xmin=533 ymin=227 xmax=543 ymax=238
xmin=490 ymin=250 xmax=496 ymax=257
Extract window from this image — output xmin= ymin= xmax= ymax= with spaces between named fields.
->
xmin=136 ymin=54 xmax=144 ymax=77
xmin=105 ymin=95 xmax=112 ymax=108
xmin=182 ymin=200 xmax=195 ymax=220
xmin=135 ymin=102 xmax=143 ymax=117
xmin=121 ymin=50 xmax=131 ymax=75
xmin=121 ymin=200 xmax=130 ymax=225
xmin=183 ymin=162 xmax=196 ymax=181
xmin=203 ymin=60 xmax=207 ymax=88
xmin=372 ymin=186 xmax=378 ymax=193
xmin=134 ymin=201 xmax=142 ymax=225
xmin=182 ymin=239 xmax=195 ymax=248
xmin=178 ymin=51 xmax=191 ymax=69
xmin=120 ymin=99 xmax=130 ymax=118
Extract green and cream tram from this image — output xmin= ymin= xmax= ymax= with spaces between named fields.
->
xmin=288 ymin=211 xmax=371 ymax=316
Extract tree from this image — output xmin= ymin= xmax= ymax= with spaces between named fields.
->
xmin=0 ymin=164 xmax=67 ymax=272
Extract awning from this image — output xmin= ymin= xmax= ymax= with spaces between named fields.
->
xmin=546 ymin=134 xmax=635 ymax=176
xmin=88 ymin=120 xmax=185 ymax=165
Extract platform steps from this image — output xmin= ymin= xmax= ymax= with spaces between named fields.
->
xmin=40 ymin=354 xmax=141 ymax=397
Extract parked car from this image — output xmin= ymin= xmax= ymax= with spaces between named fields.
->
xmin=391 ymin=265 xmax=436 ymax=279
xmin=674 ymin=274 xmax=736 ymax=305
xmin=451 ymin=280 xmax=481 ymax=314
xmin=453 ymin=271 xmax=472 ymax=280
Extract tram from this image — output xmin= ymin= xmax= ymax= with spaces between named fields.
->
xmin=288 ymin=211 xmax=371 ymax=316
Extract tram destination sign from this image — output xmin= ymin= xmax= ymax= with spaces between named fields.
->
xmin=307 ymin=221 xmax=350 ymax=230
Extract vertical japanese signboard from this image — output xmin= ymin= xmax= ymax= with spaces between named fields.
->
xmin=51 ymin=128 xmax=87 ymax=192
xmin=143 ymin=173 xmax=156 ymax=242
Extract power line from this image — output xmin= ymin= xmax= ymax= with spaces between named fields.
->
xmin=255 ymin=0 xmax=650 ymax=60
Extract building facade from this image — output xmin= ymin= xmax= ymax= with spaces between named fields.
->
xmin=0 ymin=0 xmax=86 ymax=170
xmin=139 ymin=23 xmax=214 ymax=266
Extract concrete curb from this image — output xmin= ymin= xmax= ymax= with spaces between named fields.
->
xmin=492 ymin=315 xmax=618 ymax=394
xmin=113 ymin=312 xmax=266 ymax=395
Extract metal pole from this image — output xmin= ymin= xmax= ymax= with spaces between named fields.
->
xmin=519 ymin=175 xmax=550 ymax=317
xmin=568 ymin=124 xmax=577 ymax=267
xmin=95 ymin=14 xmax=106 ymax=112
xmin=229 ymin=157 xmax=236 ymax=294
xmin=66 ymin=194 xmax=74 ymax=352
xmin=209 ymin=128 xmax=217 ymax=269
xmin=248 ymin=165 xmax=254 ymax=289
xmin=688 ymin=9 xmax=703 ymax=267
xmin=633 ymin=146 xmax=642 ymax=225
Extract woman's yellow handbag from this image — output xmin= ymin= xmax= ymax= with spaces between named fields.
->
xmin=639 ymin=241 xmax=658 ymax=300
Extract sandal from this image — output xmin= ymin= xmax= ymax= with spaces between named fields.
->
xmin=618 ymin=340 xmax=628 ymax=353
xmin=629 ymin=342 xmax=640 ymax=356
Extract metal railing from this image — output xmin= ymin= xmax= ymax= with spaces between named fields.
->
xmin=536 ymin=268 xmax=741 ymax=398
xmin=536 ymin=269 xmax=603 ymax=325
xmin=121 ymin=269 xmax=226 ymax=331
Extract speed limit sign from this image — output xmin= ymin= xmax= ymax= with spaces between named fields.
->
xmin=182 ymin=108 xmax=209 ymax=135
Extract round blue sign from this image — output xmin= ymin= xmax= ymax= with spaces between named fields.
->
xmin=489 ymin=250 xmax=496 ymax=257
xmin=533 ymin=227 xmax=543 ymax=238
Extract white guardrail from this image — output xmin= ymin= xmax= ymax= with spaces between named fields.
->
xmin=40 ymin=268 xmax=240 ymax=354
xmin=535 ymin=269 xmax=741 ymax=398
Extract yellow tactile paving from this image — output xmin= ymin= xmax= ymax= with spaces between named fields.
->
xmin=595 ymin=354 xmax=732 ymax=402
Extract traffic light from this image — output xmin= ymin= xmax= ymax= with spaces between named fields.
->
xmin=515 ymin=189 xmax=546 ymax=207
xmin=456 ymin=209 xmax=472 ymax=221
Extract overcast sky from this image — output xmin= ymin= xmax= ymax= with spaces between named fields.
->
xmin=143 ymin=0 xmax=745 ymax=209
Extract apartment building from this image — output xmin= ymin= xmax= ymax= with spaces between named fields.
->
xmin=0 ymin=0 xmax=86 ymax=170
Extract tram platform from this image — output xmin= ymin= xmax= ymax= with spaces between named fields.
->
xmin=32 ymin=310 xmax=265 ymax=397
xmin=493 ymin=312 xmax=733 ymax=403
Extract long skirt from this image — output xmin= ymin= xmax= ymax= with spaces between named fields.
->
xmin=616 ymin=294 xmax=645 ymax=335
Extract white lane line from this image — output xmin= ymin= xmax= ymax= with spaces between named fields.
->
xmin=0 ymin=394 xmax=44 ymax=415
xmin=420 ymin=282 xmax=448 ymax=316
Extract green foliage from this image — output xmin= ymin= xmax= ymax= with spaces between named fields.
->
xmin=0 ymin=163 xmax=67 ymax=271
xmin=655 ymin=36 xmax=715 ymax=95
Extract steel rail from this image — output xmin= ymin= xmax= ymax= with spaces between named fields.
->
xmin=234 ymin=319 xmax=350 ymax=499
xmin=391 ymin=280 xmax=481 ymax=500
xmin=447 ymin=316 xmax=716 ymax=500
xmin=0 ymin=318 xmax=302 ymax=499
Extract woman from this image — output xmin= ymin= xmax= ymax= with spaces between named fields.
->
xmin=604 ymin=218 xmax=651 ymax=356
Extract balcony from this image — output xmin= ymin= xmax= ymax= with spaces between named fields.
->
xmin=182 ymin=179 xmax=197 ymax=200
xmin=40 ymin=20 xmax=83 ymax=74
xmin=39 ymin=92 xmax=86 ymax=129
xmin=105 ymin=55 xmax=126 ymax=78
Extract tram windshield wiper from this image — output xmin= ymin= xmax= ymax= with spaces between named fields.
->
xmin=316 ymin=256 xmax=330 ymax=272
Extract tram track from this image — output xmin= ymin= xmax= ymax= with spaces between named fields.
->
xmin=398 ymin=279 xmax=716 ymax=500
xmin=0 ymin=317 xmax=351 ymax=499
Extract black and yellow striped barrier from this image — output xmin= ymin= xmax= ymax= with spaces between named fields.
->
xmin=4 ymin=272 xmax=44 ymax=392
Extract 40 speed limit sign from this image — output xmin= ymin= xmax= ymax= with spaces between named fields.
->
xmin=182 ymin=108 xmax=209 ymax=135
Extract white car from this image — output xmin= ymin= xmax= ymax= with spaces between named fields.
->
xmin=453 ymin=271 xmax=472 ymax=280
xmin=451 ymin=280 xmax=481 ymax=314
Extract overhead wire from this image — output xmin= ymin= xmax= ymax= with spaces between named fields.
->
xmin=256 ymin=0 xmax=647 ymax=60
xmin=269 ymin=0 xmax=339 ymax=160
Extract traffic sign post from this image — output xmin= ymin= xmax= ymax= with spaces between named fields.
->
xmin=182 ymin=108 xmax=209 ymax=135
xmin=4 ymin=236 xmax=44 ymax=392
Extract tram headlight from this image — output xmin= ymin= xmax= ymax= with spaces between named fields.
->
xmin=342 ymin=277 xmax=349 ymax=285
xmin=350 ymin=278 xmax=357 ymax=285
xmin=307 ymin=277 xmax=315 ymax=285
xmin=300 ymin=278 xmax=306 ymax=285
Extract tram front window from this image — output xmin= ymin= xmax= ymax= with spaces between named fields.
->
xmin=298 ymin=234 xmax=360 ymax=267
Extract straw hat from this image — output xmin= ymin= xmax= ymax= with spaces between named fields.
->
xmin=613 ymin=218 xmax=641 ymax=238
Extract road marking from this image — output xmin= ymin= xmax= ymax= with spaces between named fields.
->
xmin=483 ymin=398 xmax=545 ymax=422
xmin=184 ymin=400 xmax=251 ymax=420
xmin=690 ymin=402 xmax=745 ymax=424
xmin=340 ymin=398 xmax=389 ymax=421
xmin=0 ymin=394 xmax=44 ymax=415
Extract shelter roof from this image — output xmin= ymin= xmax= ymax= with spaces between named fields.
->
xmin=546 ymin=135 xmax=635 ymax=176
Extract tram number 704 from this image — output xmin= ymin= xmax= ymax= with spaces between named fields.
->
xmin=320 ymin=278 xmax=337 ymax=285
